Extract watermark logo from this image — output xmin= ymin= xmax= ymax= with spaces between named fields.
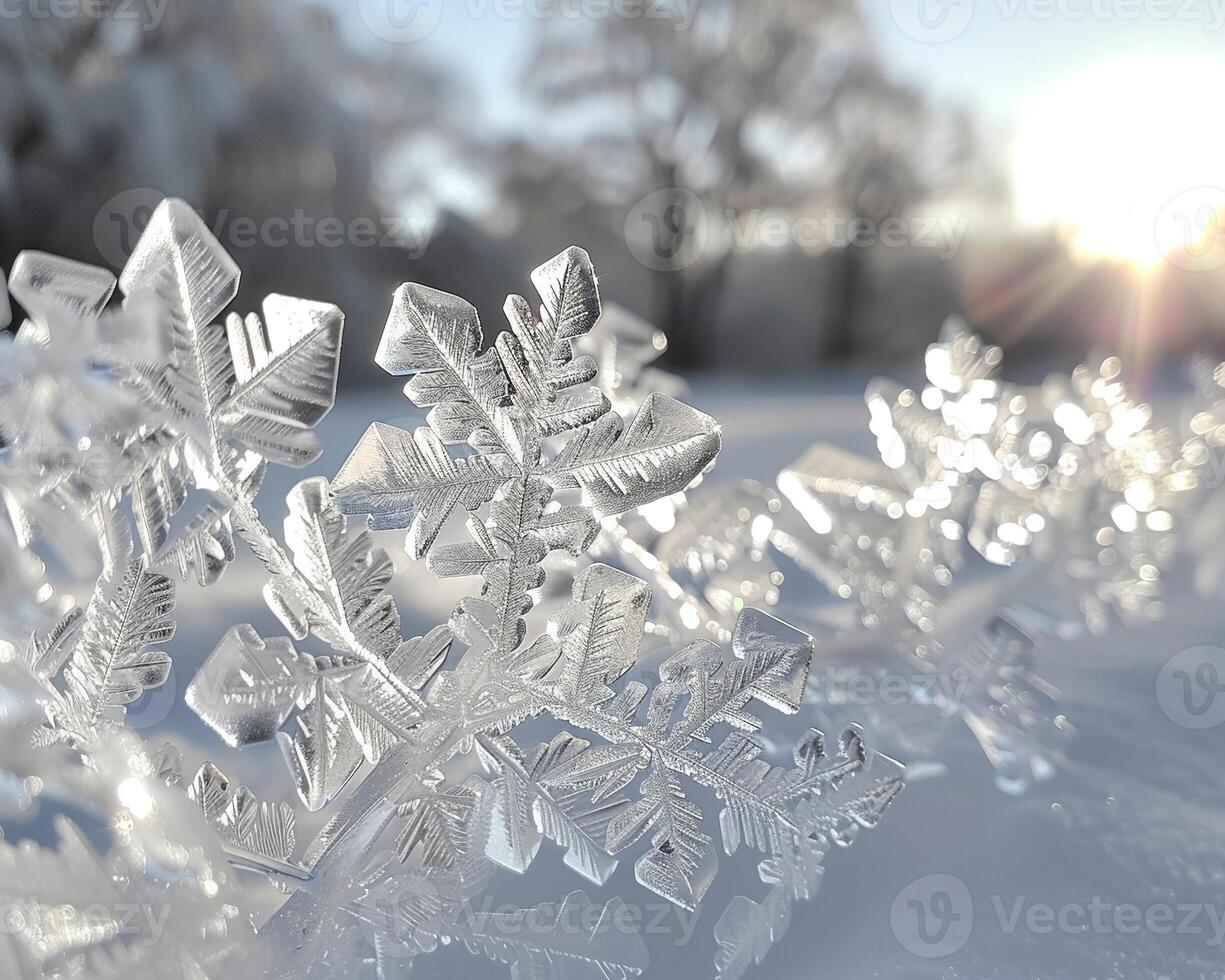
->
xmin=890 ymin=0 xmax=1225 ymax=42
xmin=0 ymin=900 xmax=172 ymax=949
xmin=810 ymin=666 xmax=971 ymax=717
xmin=625 ymin=188 xmax=710 ymax=272
xmin=1000 ymin=0 xmax=1225 ymax=29
xmin=93 ymin=189 xmax=435 ymax=267
xmin=891 ymin=874 xmax=974 ymax=958
xmin=0 ymin=0 xmax=171 ymax=31
xmin=889 ymin=0 xmax=975 ymax=43
xmin=357 ymin=0 xmax=444 ymax=43
xmin=352 ymin=876 xmax=701 ymax=954
xmin=990 ymin=895 xmax=1225 ymax=946
xmin=354 ymin=870 xmax=443 ymax=957
xmin=892 ymin=877 xmax=1225 ymax=959
xmin=93 ymin=187 xmax=164 ymax=269
xmin=624 ymin=188 xmax=970 ymax=271
xmin=1157 ymin=645 xmax=1225 ymax=729
xmin=1154 ymin=186 xmax=1225 ymax=273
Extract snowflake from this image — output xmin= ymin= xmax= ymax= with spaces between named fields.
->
xmin=0 ymin=201 xmax=343 ymax=591
xmin=0 ymin=655 xmax=256 ymax=979
xmin=0 ymin=200 xmax=899 ymax=977
xmin=768 ymin=318 xmax=1206 ymax=638
xmin=16 ymin=188 xmax=1221 ymax=977
xmin=331 ymin=245 xmax=722 ymax=651
xmin=543 ymin=305 xmax=782 ymax=645
xmin=767 ymin=320 xmax=1213 ymax=789
xmin=1180 ymin=357 xmax=1225 ymax=596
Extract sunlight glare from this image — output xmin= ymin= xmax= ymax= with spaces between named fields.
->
xmin=1012 ymin=56 xmax=1225 ymax=268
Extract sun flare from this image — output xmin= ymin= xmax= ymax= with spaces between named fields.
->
xmin=1012 ymin=56 xmax=1225 ymax=268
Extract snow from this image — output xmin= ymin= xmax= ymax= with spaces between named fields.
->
xmin=129 ymin=378 xmax=1225 ymax=978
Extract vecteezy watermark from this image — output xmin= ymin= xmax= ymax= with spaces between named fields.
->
xmin=357 ymin=0 xmax=444 ymax=42
xmin=892 ymin=875 xmax=1225 ymax=959
xmin=889 ymin=0 xmax=976 ymax=43
xmin=624 ymin=188 xmax=711 ymax=272
xmin=889 ymin=0 xmax=1225 ymax=42
xmin=810 ymin=666 xmax=971 ymax=717
xmin=0 ymin=900 xmax=172 ymax=948
xmin=1157 ymin=645 xmax=1225 ymax=729
xmin=93 ymin=188 xmax=435 ymax=269
xmin=1188 ymin=440 xmax=1225 ymax=490
xmin=726 ymin=210 xmax=971 ymax=262
xmin=989 ymin=895 xmax=1225 ymax=945
xmin=93 ymin=188 xmax=163 ymax=268
xmin=353 ymin=868 xmax=702 ymax=956
xmin=1154 ymin=186 xmax=1225 ymax=273
xmin=891 ymin=874 xmax=975 ymax=958
xmin=624 ymin=189 xmax=970 ymax=271
xmin=1002 ymin=0 xmax=1225 ymax=29
xmin=0 ymin=0 xmax=170 ymax=30
xmin=357 ymin=0 xmax=698 ymax=44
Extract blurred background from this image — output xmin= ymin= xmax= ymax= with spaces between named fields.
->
xmin=4 ymin=0 xmax=1225 ymax=382
xmin=9 ymin=7 xmax=1225 ymax=978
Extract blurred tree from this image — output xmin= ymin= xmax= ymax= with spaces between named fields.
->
xmin=0 ymin=0 xmax=489 ymax=379
xmin=821 ymin=64 xmax=985 ymax=358
xmin=523 ymin=0 xmax=990 ymax=365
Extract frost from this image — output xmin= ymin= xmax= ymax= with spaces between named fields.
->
xmin=0 ymin=660 xmax=256 ymax=978
xmin=0 ymin=201 xmax=343 ymax=590
xmin=252 ymin=245 xmax=893 ymax=975
xmin=778 ymin=319 xmax=1197 ymax=636
xmin=332 ymin=247 xmax=720 ymax=657
xmin=769 ymin=320 xmax=1205 ymax=788
xmin=0 ymin=198 xmax=904 ymax=978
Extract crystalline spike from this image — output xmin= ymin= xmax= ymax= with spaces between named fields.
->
xmin=8 ymin=251 xmax=116 ymax=319
xmin=1 ymin=224 xmax=911 ymax=978
xmin=186 ymin=625 xmax=318 ymax=748
xmin=336 ymin=248 xmax=718 ymax=666
xmin=549 ymin=393 xmax=722 ymax=517
xmin=222 ymin=294 xmax=344 ymax=430
xmin=119 ymin=197 xmax=240 ymax=330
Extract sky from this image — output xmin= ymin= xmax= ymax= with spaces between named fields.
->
xmin=362 ymin=3 xmax=533 ymax=135
xmin=861 ymin=0 xmax=1225 ymax=126
xmin=860 ymin=2 xmax=1225 ymax=257
xmin=384 ymin=0 xmax=1225 ymax=133
xmin=341 ymin=0 xmax=1225 ymax=241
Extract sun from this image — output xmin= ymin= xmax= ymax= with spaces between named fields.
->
xmin=1012 ymin=55 xmax=1225 ymax=269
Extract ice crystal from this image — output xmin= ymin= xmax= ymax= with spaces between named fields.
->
xmin=0 ymin=201 xmax=343 ymax=593
xmin=778 ymin=439 xmax=961 ymax=648
xmin=782 ymin=320 xmax=1200 ymax=637
xmin=11 ymin=188 xmax=1225 ymax=977
xmin=767 ymin=320 xmax=1211 ymax=787
xmin=468 ymin=310 xmax=1081 ymax=791
xmin=332 ymin=245 xmax=721 ymax=652
xmin=187 ymin=475 xmax=453 ymax=811
xmin=0 ymin=515 xmax=68 ymax=640
xmin=0 ymin=656 xmax=257 ymax=979
xmin=1181 ymin=357 xmax=1225 ymax=596
xmin=13 ymin=197 xmax=1193 ymax=974
xmin=55 ymin=212 xmax=901 ymax=977
xmin=579 ymin=302 xmax=684 ymax=418
xmin=544 ymin=305 xmax=778 ymax=645
xmin=271 ymin=245 xmax=892 ymax=972
xmin=34 ymin=557 xmax=174 ymax=745
xmin=548 ymin=477 xmax=788 ymax=645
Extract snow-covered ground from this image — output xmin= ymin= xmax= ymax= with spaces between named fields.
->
xmin=138 ymin=378 xmax=1225 ymax=979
